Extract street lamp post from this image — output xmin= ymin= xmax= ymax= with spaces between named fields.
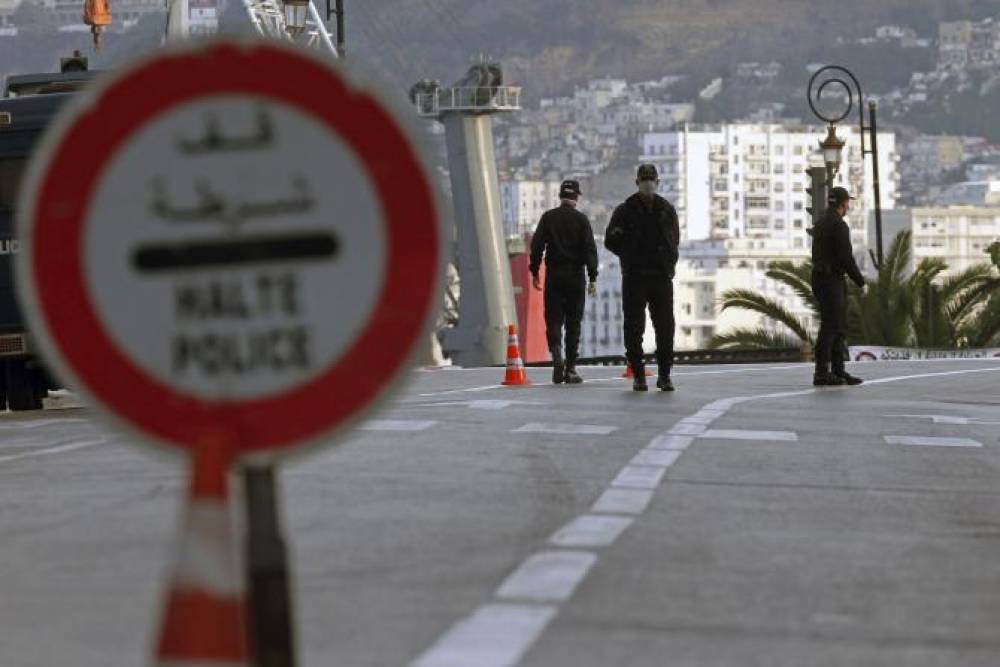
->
xmin=807 ymin=65 xmax=886 ymax=269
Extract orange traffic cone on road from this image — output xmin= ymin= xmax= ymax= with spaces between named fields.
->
xmin=155 ymin=452 xmax=248 ymax=666
xmin=501 ymin=324 xmax=531 ymax=386
xmin=622 ymin=364 xmax=655 ymax=378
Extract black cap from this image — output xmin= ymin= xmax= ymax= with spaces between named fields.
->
xmin=559 ymin=180 xmax=581 ymax=199
xmin=637 ymin=163 xmax=659 ymax=181
xmin=828 ymin=186 xmax=855 ymax=205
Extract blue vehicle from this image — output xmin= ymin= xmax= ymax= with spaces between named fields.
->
xmin=0 ymin=58 xmax=95 ymax=410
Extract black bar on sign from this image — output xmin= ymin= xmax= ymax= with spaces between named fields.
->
xmin=133 ymin=232 xmax=339 ymax=272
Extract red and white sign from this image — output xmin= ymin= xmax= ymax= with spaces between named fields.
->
xmin=16 ymin=41 xmax=444 ymax=458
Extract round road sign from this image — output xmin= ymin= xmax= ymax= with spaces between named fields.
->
xmin=16 ymin=41 xmax=444 ymax=458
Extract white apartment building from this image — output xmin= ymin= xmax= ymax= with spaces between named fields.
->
xmin=673 ymin=238 xmax=819 ymax=350
xmin=580 ymin=244 xmax=624 ymax=358
xmin=499 ymin=180 xmax=561 ymax=237
xmin=911 ymin=206 xmax=1000 ymax=273
xmin=640 ymin=124 xmax=898 ymax=253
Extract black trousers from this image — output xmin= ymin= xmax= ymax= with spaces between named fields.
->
xmin=544 ymin=267 xmax=586 ymax=364
xmin=623 ymin=273 xmax=674 ymax=376
xmin=812 ymin=276 xmax=848 ymax=374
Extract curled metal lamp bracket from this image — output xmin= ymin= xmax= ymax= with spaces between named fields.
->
xmin=807 ymin=64 xmax=872 ymax=156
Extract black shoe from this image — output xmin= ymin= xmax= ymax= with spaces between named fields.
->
xmin=835 ymin=371 xmax=863 ymax=386
xmin=656 ymin=376 xmax=675 ymax=392
xmin=633 ymin=374 xmax=648 ymax=392
xmin=813 ymin=373 xmax=846 ymax=387
xmin=552 ymin=362 xmax=564 ymax=384
xmin=564 ymin=367 xmax=583 ymax=384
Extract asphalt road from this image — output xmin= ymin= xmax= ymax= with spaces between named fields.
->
xmin=1 ymin=359 xmax=1000 ymax=666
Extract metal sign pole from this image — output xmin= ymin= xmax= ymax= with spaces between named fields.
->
xmin=244 ymin=464 xmax=297 ymax=667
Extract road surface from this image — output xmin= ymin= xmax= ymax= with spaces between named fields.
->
xmin=1 ymin=359 xmax=999 ymax=666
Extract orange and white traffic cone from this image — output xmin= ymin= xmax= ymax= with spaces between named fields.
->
xmin=501 ymin=324 xmax=531 ymax=386
xmin=155 ymin=449 xmax=248 ymax=666
xmin=622 ymin=364 xmax=655 ymax=378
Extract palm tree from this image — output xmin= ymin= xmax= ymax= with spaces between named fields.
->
xmin=844 ymin=230 xmax=915 ymax=346
xmin=708 ymin=259 xmax=816 ymax=350
xmin=959 ymin=241 xmax=1000 ymax=347
xmin=710 ymin=231 xmax=1000 ymax=350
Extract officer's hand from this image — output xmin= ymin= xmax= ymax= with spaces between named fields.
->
xmin=588 ymin=281 xmax=597 ymax=298
xmin=532 ymin=275 xmax=541 ymax=291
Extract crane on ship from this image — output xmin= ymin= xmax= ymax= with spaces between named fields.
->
xmin=80 ymin=0 xmax=342 ymax=57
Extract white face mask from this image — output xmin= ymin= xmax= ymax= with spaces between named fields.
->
xmin=637 ymin=180 xmax=657 ymax=196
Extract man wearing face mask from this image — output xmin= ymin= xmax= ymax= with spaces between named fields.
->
xmin=604 ymin=164 xmax=680 ymax=392
xmin=530 ymin=179 xmax=599 ymax=384
xmin=810 ymin=186 xmax=866 ymax=387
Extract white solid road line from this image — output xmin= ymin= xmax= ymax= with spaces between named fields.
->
xmin=496 ymin=551 xmax=597 ymax=603
xmin=699 ymin=429 xmax=799 ymax=442
xmin=359 ymin=420 xmax=437 ymax=432
xmin=591 ymin=488 xmax=655 ymax=515
xmin=512 ymin=422 xmax=618 ymax=435
xmin=412 ymin=603 xmax=557 ymax=667
xmin=0 ymin=438 xmax=108 ymax=465
xmin=548 ymin=515 xmax=634 ymax=548
xmin=410 ymin=363 xmax=1000 ymax=667
xmin=885 ymin=435 xmax=983 ymax=448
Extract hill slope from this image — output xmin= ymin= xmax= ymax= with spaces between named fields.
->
xmin=347 ymin=0 xmax=997 ymax=97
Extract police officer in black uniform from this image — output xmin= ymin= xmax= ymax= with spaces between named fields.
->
xmin=605 ymin=164 xmax=680 ymax=392
xmin=530 ymin=180 xmax=599 ymax=384
xmin=811 ymin=186 xmax=866 ymax=386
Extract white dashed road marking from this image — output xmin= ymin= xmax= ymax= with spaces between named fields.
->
xmin=882 ymin=413 xmax=1000 ymax=426
xmin=630 ymin=449 xmax=682 ymax=467
xmin=885 ymin=435 xmax=983 ymax=448
xmin=668 ymin=422 xmax=707 ymax=436
xmin=591 ymin=488 xmax=655 ymax=515
xmin=648 ymin=434 xmax=695 ymax=451
xmin=549 ymin=515 xmax=634 ymax=548
xmin=496 ymin=551 xmax=597 ymax=603
xmin=0 ymin=438 xmax=109 ymax=465
xmin=512 ymin=423 xmax=618 ymax=435
xmin=611 ymin=465 xmax=668 ymax=490
xmin=412 ymin=603 xmax=557 ymax=667
xmin=411 ymin=364 xmax=1000 ymax=667
xmin=699 ymin=429 xmax=799 ymax=441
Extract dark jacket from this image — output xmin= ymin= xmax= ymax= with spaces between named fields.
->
xmin=529 ymin=203 xmax=599 ymax=281
xmin=811 ymin=208 xmax=865 ymax=287
xmin=604 ymin=193 xmax=680 ymax=278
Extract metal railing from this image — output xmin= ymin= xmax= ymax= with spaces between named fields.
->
xmin=523 ymin=347 xmax=805 ymax=368
xmin=414 ymin=86 xmax=522 ymax=117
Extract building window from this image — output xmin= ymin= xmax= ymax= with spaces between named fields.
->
xmin=794 ymin=201 xmax=804 ymax=211
xmin=793 ymin=145 xmax=803 ymax=156
xmin=774 ymin=182 xmax=785 ymax=193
